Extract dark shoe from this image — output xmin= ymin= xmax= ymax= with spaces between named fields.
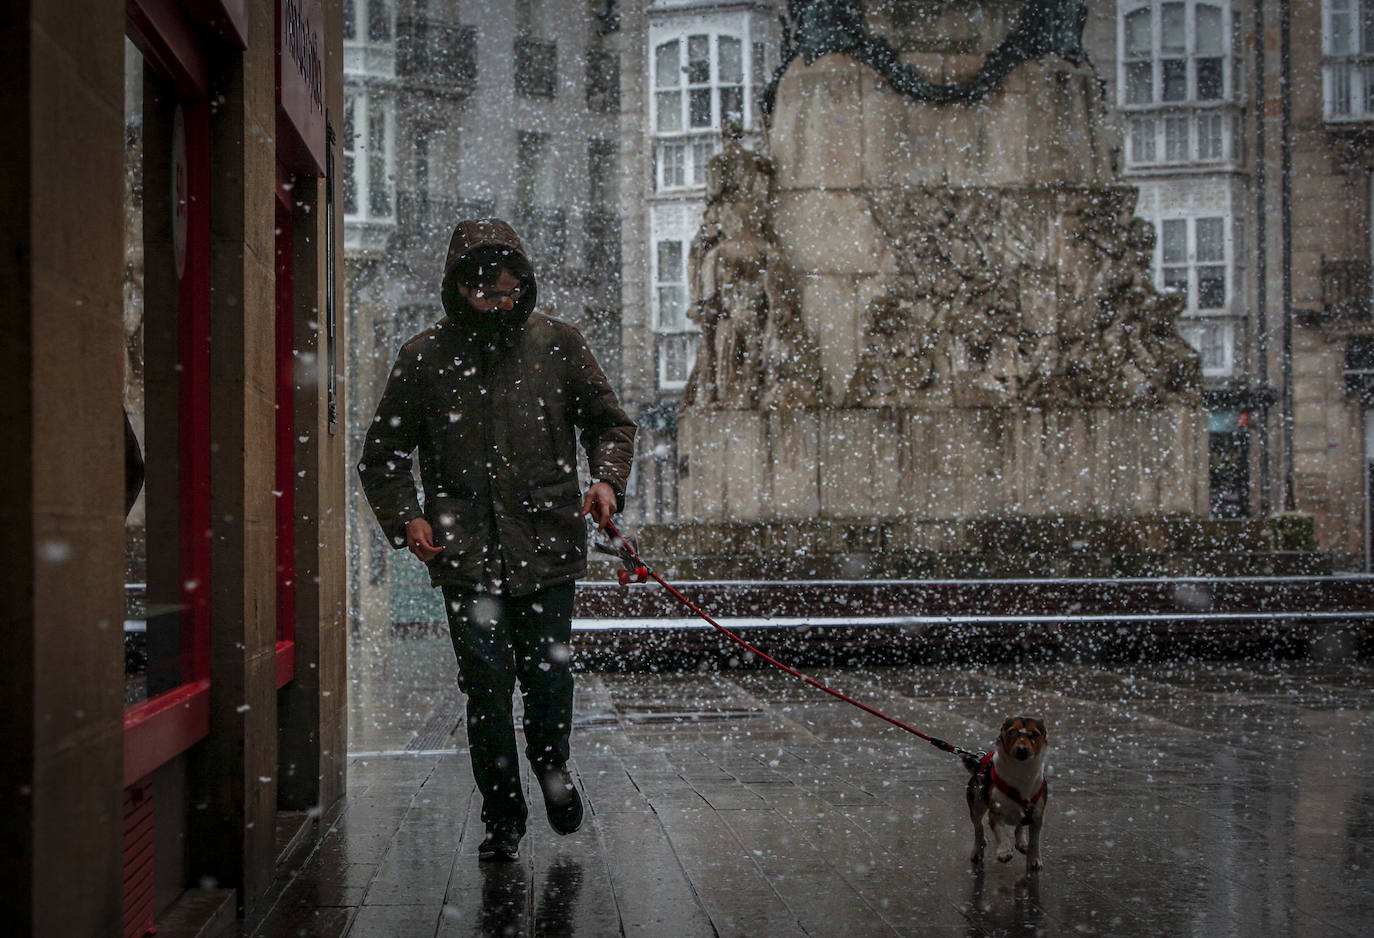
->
xmin=537 ymin=764 xmax=583 ymax=835
xmin=478 ymin=823 xmax=521 ymax=862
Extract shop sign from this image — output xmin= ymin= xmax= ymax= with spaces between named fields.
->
xmin=277 ymin=0 xmax=325 ymax=174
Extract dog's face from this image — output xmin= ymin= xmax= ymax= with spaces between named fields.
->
xmin=998 ymin=716 xmax=1047 ymax=763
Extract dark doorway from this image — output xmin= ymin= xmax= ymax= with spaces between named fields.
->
xmin=1210 ymin=430 xmax=1250 ymax=519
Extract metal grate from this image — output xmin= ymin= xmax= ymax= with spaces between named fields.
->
xmin=122 ymin=779 xmax=155 ymax=938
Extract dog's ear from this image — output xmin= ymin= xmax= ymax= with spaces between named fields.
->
xmin=1030 ymin=717 xmax=1046 ymax=739
xmin=1001 ymin=716 xmax=1017 ymax=734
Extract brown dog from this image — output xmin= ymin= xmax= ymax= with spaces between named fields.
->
xmin=965 ymin=716 xmax=1048 ymax=871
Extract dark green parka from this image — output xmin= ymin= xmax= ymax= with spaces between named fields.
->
xmin=358 ymin=219 xmax=636 ymax=596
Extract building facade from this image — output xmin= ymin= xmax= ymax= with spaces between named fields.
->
xmin=1087 ymin=0 xmax=1373 ymax=568
xmin=342 ymin=0 xmax=626 ymax=627
xmin=4 ymin=0 xmax=350 ymax=934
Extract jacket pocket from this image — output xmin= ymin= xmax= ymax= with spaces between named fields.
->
xmin=527 ymin=480 xmax=584 ymax=562
xmin=427 ymin=496 xmax=485 ymax=556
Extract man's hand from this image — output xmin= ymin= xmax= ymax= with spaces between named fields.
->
xmin=580 ymin=482 xmax=618 ymax=530
xmin=405 ymin=517 xmax=444 ymax=562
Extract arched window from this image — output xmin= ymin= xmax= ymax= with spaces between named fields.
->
xmin=651 ymin=31 xmax=758 ymax=191
xmin=1118 ymin=2 xmax=1232 ymax=167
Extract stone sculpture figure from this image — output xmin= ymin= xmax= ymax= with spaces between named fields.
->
xmin=683 ymin=124 xmax=821 ymax=410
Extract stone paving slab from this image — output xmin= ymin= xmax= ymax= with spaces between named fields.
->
xmin=244 ymin=631 xmax=1374 ymax=937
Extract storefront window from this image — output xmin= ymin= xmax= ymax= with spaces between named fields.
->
xmin=121 ymin=29 xmax=210 ymax=716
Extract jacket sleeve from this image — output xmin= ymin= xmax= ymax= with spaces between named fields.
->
xmin=357 ymin=349 xmax=425 ymax=548
xmin=566 ymin=327 xmax=636 ymax=506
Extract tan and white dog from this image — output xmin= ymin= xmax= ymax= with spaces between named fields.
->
xmin=964 ymin=716 xmax=1048 ymax=871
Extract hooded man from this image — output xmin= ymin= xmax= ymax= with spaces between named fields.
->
xmin=358 ymin=218 xmax=636 ymax=861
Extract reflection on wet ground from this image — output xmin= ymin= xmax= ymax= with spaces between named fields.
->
xmin=243 ymin=628 xmax=1374 ymax=936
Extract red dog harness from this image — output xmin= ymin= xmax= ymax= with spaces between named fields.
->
xmin=979 ymin=751 xmax=1047 ymax=823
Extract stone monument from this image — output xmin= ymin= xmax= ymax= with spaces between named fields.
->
xmin=670 ymin=0 xmax=1225 ymax=576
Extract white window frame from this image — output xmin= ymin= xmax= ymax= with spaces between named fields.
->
xmin=1324 ymin=0 xmax=1374 ymax=121
xmin=1177 ymin=317 xmax=1238 ymax=377
xmin=651 ymin=230 xmax=699 ymax=390
xmin=343 ymin=0 xmax=394 ymax=45
xmin=658 ymin=333 xmax=698 ymax=390
xmin=343 ymin=91 xmax=395 ymax=225
xmin=653 ymin=237 xmax=689 ymax=333
xmin=1119 ymin=1 xmax=1234 ymax=168
xmin=650 ymin=30 xmax=758 ymax=192
xmin=1154 ymin=214 xmax=1232 ymax=313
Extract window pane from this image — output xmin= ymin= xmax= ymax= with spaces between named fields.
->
xmin=660 ymin=142 xmax=684 ymax=188
xmin=369 ymin=104 xmax=390 ymax=217
xmin=657 ymin=240 xmax=683 ymax=280
xmin=656 ymin=91 xmax=682 ymax=131
xmin=1162 ymin=59 xmax=1187 ymax=101
xmin=343 ymin=155 xmax=358 ymax=215
xmin=1161 ymin=3 xmax=1185 ymax=55
xmin=1332 ymin=63 xmax=1353 ymax=115
xmin=1163 ymin=266 xmax=1189 ymax=297
xmin=719 ymin=36 xmax=743 ymax=84
xmin=1131 ymin=118 xmax=1157 ymax=162
xmin=1161 ymin=219 xmax=1187 ymax=264
xmin=1196 ymin=58 xmax=1223 ymax=99
xmin=1197 ymin=267 xmax=1226 ymax=308
xmin=343 ymin=97 xmax=356 ymax=153
xmin=661 ymin=334 xmax=697 ymax=384
xmin=1165 ymin=115 xmax=1189 ymax=160
xmin=1364 ymin=2 xmax=1374 ymax=54
xmin=1196 ymin=217 xmax=1224 ymax=261
xmin=688 ymin=35 xmax=710 ymax=84
xmin=720 ymin=86 xmax=743 ymax=127
xmin=1332 ymin=6 xmax=1352 ymax=55
xmin=1195 ymin=5 xmax=1223 ymax=55
xmin=752 ymin=40 xmax=767 ymax=126
xmin=658 ymin=286 xmax=685 ymax=328
xmin=692 ymin=139 xmax=714 ymax=186
xmin=343 ymin=0 xmax=356 ymax=40
xmin=1125 ymin=8 xmax=1152 ymax=57
xmin=689 ymin=88 xmax=712 ymax=127
xmin=655 ymin=41 xmax=679 ymax=88
xmin=1197 ymin=113 xmax=1223 ymax=159
xmin=1126 ymin=61 xmax=1153 ymax=103
xmin=368 ymin=0 xmax=391 ymax=42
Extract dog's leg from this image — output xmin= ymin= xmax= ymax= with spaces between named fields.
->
xmin=1025 ymin=813 xmax=1043 ymax=871
xmin=1015 ymin=820 xmax=1028 ymax=855
xmin=989 ymin=812 xmax=1014 ymax=864
xmin=967 ymin=788 xmax=986 ymax=866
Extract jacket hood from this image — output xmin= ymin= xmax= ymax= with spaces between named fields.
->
xmin=440 ymin=218 xmax=538 ymax=330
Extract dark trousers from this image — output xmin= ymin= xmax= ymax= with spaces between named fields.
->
xmin=440 ymin=583 xmax=576 ymax=834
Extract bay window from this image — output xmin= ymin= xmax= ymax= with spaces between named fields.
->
xmin=1325 ymin=0 xmax=1374 ymax=121
xmin=1119 ymin=1 xmax=1233 ymax=166
xmin=652 ymin=31 xmax=760 ymax=191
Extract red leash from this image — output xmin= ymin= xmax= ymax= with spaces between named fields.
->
xmin=600 ymin=521 xmax=982 ymax=764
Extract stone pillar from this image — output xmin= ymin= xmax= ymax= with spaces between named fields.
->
xmin=0 ymin=1 xmax=128 ymax=934
xmin=186 ymin=0 xmax=280 ymax=913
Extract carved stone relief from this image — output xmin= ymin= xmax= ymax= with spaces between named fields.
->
xmin=848 ymin=185 xmax=1201 ymax=408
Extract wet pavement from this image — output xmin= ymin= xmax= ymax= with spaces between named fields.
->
xmin=245 ymin=626 xmax=1374 ymax=937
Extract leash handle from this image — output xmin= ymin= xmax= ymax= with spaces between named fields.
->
xmin=602 ymin=520 xmax=980 ymax=761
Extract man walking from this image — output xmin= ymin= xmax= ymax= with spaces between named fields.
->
xmin=358 ymin=219 xmax=636 ymax=861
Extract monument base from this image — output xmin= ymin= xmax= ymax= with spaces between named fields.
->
xmin=590 ymin=517 xmax=1328 ymax=581
xmin=678 ymin=405 xmax=1209 ymax=523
